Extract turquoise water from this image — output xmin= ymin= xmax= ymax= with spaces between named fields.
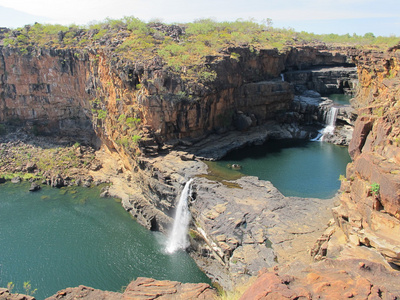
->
xmin=0 ymin=183 xmax=209 ymax=299
xmin=328 ymin=93 xmax=352 ymax=105
xmin=216 ymin=139 xmax=351 ymax=199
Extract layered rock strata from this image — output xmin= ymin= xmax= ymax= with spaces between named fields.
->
xmin=284 ymin=66 xmax=358 ymax=96
xmin=0 ymin=48 xmax=95 ymax=143
xmin=333 ymin=47 xmax=400 ymax=266
xmin=0 ymin=44 xmax=356 ymax=147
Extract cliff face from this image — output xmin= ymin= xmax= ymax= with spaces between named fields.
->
xmin=0 ymin=44 xmax=353 ymax=159
xmin=333 ymin=46 xmax=400 ymax=266
xmin=0 ymin=47 xmax=94 ymax=141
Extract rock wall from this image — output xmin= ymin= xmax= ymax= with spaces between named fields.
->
xmin=284 ymin=66 xmax=358 ymax=96
xmin=0 ymin=47 xmax=95 ymax=142
xmin=333 ymin=46 xmax=400 ymax=266
xmin=0 ymin=44 xmax=356 ymax=165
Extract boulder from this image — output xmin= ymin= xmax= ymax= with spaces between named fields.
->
xmin=11 ymin=176 xmax=22 ymax=184
xmin=29 ymin=182 xmax=41 ymax=192
xmin=25 ymin=162 xmax=37 ymax=173
xmin=99 ymin=186 xmax=110 ymax=198
xmin=51 ymin=174 xmax=65 ymax=188
xmin=348 ymin=116 xmax=375 ymax=160
xmin=233 ymin=112 xmax=253 ymax=131
xmin=0 ymin=287 xmax=35 ymax=300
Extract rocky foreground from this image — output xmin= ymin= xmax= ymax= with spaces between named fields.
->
xmin=0 ymin=278 xmax=217 ymax=300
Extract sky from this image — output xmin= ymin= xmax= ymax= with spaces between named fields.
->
xmin=0 ymin=0 xmax=399 ymax=36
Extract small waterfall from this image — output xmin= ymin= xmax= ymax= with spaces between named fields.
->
xmin=312 ymin=106 xmax=339 ymax=142
xmin=322 ymin=106 xmax=339 ymax=139
xmin=166 ymin=179 xmax=193 ymax=254
xmin=280 ymin=73 xmax=285 ymax=81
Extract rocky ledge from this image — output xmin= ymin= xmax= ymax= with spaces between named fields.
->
xmin=190 ymin=176 xmax=337 ymax=290
xmin=240 ymin=258 xmax=400 ymax=299
xmin=0 ymin=278 xmax=217 ymax=300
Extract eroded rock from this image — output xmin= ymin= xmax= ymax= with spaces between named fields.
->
xmin=44 ymin=278 xmax=217 ymax=300
xmin=239 ymin=259 xmax=400 ymax=299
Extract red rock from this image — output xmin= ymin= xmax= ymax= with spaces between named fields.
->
xmin=348 ymin=116 xmax=375 ymax=160
xmin=44 ymin=278 xmax=216 ymax=300
xmin=239 ymin=259 xmax=400 ymax=300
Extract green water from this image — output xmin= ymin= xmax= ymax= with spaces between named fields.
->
xmin=214 ymin=139 xmax=351 ymax=199
xmin=0 ymin=183 xmax=209 ymax=299
xmin=328 ymin=93 xmax=352 ymax=105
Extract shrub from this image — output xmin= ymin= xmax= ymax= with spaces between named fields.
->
xmin=371 ymin=182 xmax=380 ymax=196
xmin=126 ymin=117 xmax=141 ymax=127
xmin=118 ymin=114 xmax=126 ymax=122
xmin=97 ymin=110 xmax=107 ymax=120
xmin=230 ymin=52 xmax=240 ymax=61
xmin=199 ymin=70 xmax=217 ymax=83
xmin=131 ymin=135 xmax=141 ymax=144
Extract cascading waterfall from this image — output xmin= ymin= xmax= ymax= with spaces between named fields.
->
xmin=166 ymin=178 xmax=193 ymax=254
xmin=311 ymin=106 xmax=339 ymax=142
xmin=321 ymin=106 xmax=339 ymax=140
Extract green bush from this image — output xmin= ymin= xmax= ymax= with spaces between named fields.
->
xmin=371 ymin=182 xmax=380 ymax=196
xmin=131 ymin=135 xmax=141 ymax=144
xmin=97 ymin=110 xmax=107 ymax=120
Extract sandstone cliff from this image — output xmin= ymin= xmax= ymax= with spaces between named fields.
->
xmin=333 ymin=46 xmax=400 ymax=266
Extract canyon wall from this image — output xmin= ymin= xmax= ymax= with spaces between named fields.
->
xmin=0 ymin=44 xmax=353 ymax=145
xmin=333 ymin=46 xmax=400 ymax=266
xmin=0 ymin=47 xmax=94 ymax=140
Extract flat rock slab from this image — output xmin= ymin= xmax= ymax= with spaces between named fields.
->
xmin=190 ymin=176 xmax=336 ymax=289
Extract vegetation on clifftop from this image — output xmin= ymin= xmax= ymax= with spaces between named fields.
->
xmin=1 ymin=17 xmax=399 ymax=79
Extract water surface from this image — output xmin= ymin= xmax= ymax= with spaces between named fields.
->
xmin=328 ymin=93 xmax=352 ymax=105
xmin=214 ymin=139 xmax=351 ymax=199
xmin=0 ymin=183 xmax=209 ymax=299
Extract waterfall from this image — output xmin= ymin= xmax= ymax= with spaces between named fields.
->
xmin=321 ymin=106 xmax=339 ymax=139
xmin=312 ymin=106 xmax=339 ymax=142
xmin=166 ymin=179 xmax=193 ymax=254
xmin=280 ymin=73 xmax=285 ymax=81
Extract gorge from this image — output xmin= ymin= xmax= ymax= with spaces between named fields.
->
xmin=0 ymin=20 xmax=400 ymax=299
